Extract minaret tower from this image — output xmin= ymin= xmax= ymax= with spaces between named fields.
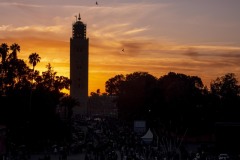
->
xmin=70 ymin=13 xmax=89 ymax=114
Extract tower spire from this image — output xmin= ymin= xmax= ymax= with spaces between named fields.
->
xmin=78 ymin=13 xmax=81 ymax=21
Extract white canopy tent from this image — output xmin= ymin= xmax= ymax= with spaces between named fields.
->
xmin=141 ymin=128 xmax=153 ymax=144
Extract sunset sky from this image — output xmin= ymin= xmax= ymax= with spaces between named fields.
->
xmin=1 ymin=0 xmax=240 ymax=94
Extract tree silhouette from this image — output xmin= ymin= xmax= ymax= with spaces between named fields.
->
xmin=105 ymin=74 xmax=125 ymax=96
xmin=157 ymin=72 xmax=205 ymax=109
xmin=106 ymin=72 xmax=157 ymax=121
xmin=0 ymin=43 xmax=8 ymax=95
xmin=0 ymin=43 xmax=9 ymax=63
xmin=105 ymin=71 xmax=213 ymax=135
xmin=210 ymin=73 xmax=240 ymax=121
xmin=0 ymin=43 xmax=71 ymax=150
xmin=156 ymin=72 xmax=209 ymax=135
xmin=211 ymin=73 xmax=240 ymax=152
xmin=9 ymin=43 xmax=20 ymax=60
xmin=210 ymin=73 xmax=239 ymax=100
xmin=28 ymin=52 xmax=41 ymax=71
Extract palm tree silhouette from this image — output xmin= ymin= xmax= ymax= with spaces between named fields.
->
xmin=10 ymin=43 xmax=20 ymax=60
xmin=0 ymin=43 xmax=9 ymax=63
xmin=28 ymin=53 xmax=41 ymax=117
xmin=28 ymin=52 xmax=41 ymax=71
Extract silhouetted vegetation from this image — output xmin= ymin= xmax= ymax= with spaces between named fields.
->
xmin=0 ymin=43 xmax=76 ymax=152
xmin=105 ymin=71 xmax=240 ymax=136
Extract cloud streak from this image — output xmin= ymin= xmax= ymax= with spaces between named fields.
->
xmin=123 ymin=27 xmax=149 ymax=35
xmin=0 ymin=2 xmax=43 ymax=8
xmin=0 ymin=24 xmax=63 ymax=33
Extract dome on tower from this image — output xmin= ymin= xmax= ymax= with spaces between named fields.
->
xmin=72 ymin=13 xmax=86 ymax=39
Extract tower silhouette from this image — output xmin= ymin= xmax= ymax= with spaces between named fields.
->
xmin=70 ymin=13 xmax=89 ymax=114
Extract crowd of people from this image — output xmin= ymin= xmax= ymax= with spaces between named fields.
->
xmin=71 ymin=115 xmax=240 ymax=160
xmin=3 ymin=115 xmax=238 ymax=160
xmin=71 ymin=115 xmax=182 ymax=160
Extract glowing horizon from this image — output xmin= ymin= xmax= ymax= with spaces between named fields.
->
xmin=1 ymin=0 xmax=240 ymax=95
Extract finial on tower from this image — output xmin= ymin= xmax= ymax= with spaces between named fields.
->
xmin=78 ymin=13 xmax=81 ymax=21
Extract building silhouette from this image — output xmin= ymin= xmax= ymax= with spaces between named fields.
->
xmin=70 ymin=13 xmax=89 ymax=114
